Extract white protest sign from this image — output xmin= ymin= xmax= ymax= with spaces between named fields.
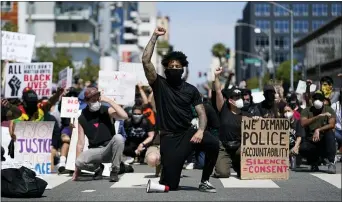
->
xmin=65 ymin=112 xmax=111 ymax=177
xmin=4 ymin=62 xmax=53 ymax=98
xmin=119 ymin=62 xmax=149 ymax=86
xmin=252 ymin=91 xmax=265 ymax=103
xmin=1 ymin=31 xmax=36 ymax=63
xmin=14 ymin=121 xmax=55 ymax=175
xmin=98 ymin=70 xmax=136 ymax=105
xmin=296 ymin=80 xmax=317 ymax=94
xmin=58 ymin=67 xmax=73 ymax=89
xmin=60 ymin=97 xmax=80 ymax=118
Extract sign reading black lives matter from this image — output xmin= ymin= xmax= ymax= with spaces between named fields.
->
xmin=4 ymin=63 xmax=53 ymax=98
xmin=241 ymin=117 xmax=290 ymax=180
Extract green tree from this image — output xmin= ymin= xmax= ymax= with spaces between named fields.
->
xmin=78 ymin=57 xmax=100 ymax=82
xmin=2 ymin=22 xmax=18 ymax=32
xmin=211 ymin=43 xmax=227 ymax=66
xmin=275 ymin=60 xmax=301 ymax=83
xmin=246 ymin=73 xmax=271 ymax=89
xmin=36 ymin=47 xmax=74 ymax=82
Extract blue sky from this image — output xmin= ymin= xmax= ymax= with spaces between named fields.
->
xmin=157 ymin=2 xmax=246 ymax=85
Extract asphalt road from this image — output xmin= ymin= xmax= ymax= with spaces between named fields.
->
xmin=1 ymin=162 xmax=341 ymax=201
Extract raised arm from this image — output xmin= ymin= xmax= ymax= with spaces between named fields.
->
xmin=142 ymin=27 xmax=166 ymax=85
xmin=214 ymin=67 xmax=225 ymax=112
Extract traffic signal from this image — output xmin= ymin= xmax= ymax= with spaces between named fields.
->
xmin=226 ymin=48 xmax=230 ymax=59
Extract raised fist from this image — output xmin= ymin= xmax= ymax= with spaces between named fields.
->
xmin=154 ymin=27 xmax=166 ymax=36
xmin=8 ymin=75 xmax=21 ymax=97
xmin=214 ymin=67 xmax=223 ymax=77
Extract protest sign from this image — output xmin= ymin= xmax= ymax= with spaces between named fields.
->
xmin=60 ymin=97 xmax=80 ymax=118
xmin=14 ymin=121 xmax=55 ymax=175
xmin=4 ymin=62 xmax=53 ymax=98
xmin=296 ymin=80 xmax=317 ymax=94
xmin=241 ymin=117 xmax=290 ymax=180
xmin=98 ymin=70 xmax=136 ymax=105
xmin=1 ymin=31 xmax=35 ymax=63
xmin=119 ymin=62 xmax=149 ymax=86
xmin=58 ymin=67 xmax=73 ymax=89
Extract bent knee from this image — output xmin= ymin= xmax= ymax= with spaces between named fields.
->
xmin=215 ymin=167 xmax=231 ymax=178
xmin=113 ymin=134 xmax=125 ymax=144
xmin=146 ymin=153 xmax=160 ymax=167
xmin=61 ymin=135 xmax=71 ymax=144
xmin=75 ymin=158 xmax=84 ymax=169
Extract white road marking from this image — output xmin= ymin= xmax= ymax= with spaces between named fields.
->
xmin=37 ymin=174 xmax=71 ymax=190
xmin=82 ymin=190 xmax=96 ymax=193
xmin=111 ymin=173 xmax=160 ymax=188
xmin=311 ymin=174 xmax=341 ymax=189
xmin=220 ymin=173 xmax=279 ymax=188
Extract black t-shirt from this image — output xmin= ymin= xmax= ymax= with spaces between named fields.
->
xmin=290 ymin=119 xmax=305 ymax=146
xmin=124 ymin=118 xmax=154 ymax=144
xmin=45 ymin=112 xmax=62 ymax=149
xmin=1 ymin=106 xmax=9 ymax=122
xmin=257 ymin=101 xmax=281 ymax=118
xmin=219 ymin=102 xmax=252 ymax=142
xmin=78 ymin=105 xmax=115 ymax=148
xmin=151 ymin=75 xmax=203 ymax=133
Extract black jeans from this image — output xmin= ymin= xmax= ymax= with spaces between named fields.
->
xmin=159 ymin=128 xmax=219 ymax=190
xmin=299 ymin=130 xmax=336 ymax=165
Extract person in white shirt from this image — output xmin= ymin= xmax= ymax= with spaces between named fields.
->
xmin=331 ymin=95 xmax=342 ymax=151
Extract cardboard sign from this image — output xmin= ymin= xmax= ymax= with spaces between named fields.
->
xmin=241 ymin=117 xmax=290 ymax=180
xmin=14 ymin=121 xmax=55 ymax=175
xmin=60 ymin=97 xmax=80 ymax=118
xmin=1 ymin=31 xmax=36 ymax=63
xmin=296 ymin=80 xmax=317 ymax=94
xmin=119 ymin=62 xmax=149 ymax=86
xmin=4 ymin=62 xmax=53 ymax=98
xmin=58 ymin=67 xmax=73 ymax=89
xmin=98 ymin=70 xmax=136 ymax=105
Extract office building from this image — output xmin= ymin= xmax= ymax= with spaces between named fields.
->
xmin=17 ymin=2 xmax=101 ymax=70
xmin=156 ymin=15 xmax=171 ymax=76
xmin=235 ymin=2 xmax=341 ymax=83
xmin=294 ymin=16 xmax=342 ymax=87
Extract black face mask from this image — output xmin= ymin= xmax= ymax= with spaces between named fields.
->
xmin=289 ymin=103 xmax=297 ymax=110
xmin=24 ymin=101 xmax=38 ymax=117
xmin=165 ymin=69 xmax=184 ymax=86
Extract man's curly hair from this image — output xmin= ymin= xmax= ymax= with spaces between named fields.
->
xmin=161 ymin=51 xmax=189 ymax=68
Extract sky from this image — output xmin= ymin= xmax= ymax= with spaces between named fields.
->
xmin=157 ymin=1 xmax=246 ymax=86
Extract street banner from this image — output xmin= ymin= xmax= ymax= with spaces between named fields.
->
xmin=296 ymin=80 xmax=317 ymax=94
xmin=4 ymin=62 xmax=53 ymax=98
xmin=241 ymin=117 xmax=290 ymax=180
xmin=119 ymin=62 xmax=149 ymax=86
xmin=58 ymin=67 xmax=73 ymax=89
xmin=14 ymin=121 xmax=55 ymax=175
xmin=98 ymin=70 xmax=136 ymax=105
xmin=1 ymin=31 xmax=36 ymax=63
xmin=60 ymin=97 xmax=79 ymax=118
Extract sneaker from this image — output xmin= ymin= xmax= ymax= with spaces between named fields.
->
xmin=124 ymin=157 xmax=134 ymax=165
xmin=109 ymin=167 xmax=119 ymax=182
xmin=310 ymin=165 xmax=319 ymax=172
xmin=199 ymin=181 xmax=216 ymax=193
xmin=185 ymin=163 xmax=194 ymax=170
xmin=327 ymin=162 xmax=336 ymax=174
xmin=58 ymin=162 xmax=66 ymax=173
xmin=93 ymin=164 xmax=104 ymax=180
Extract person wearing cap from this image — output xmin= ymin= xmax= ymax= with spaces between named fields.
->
xmin=73 ymin=87 xmax=128 ymax=182
xmin=257 ymin=85 xmax=281 ymax=118
xmin=300 ymin=90 xmax=337 ymax=174
xmin=213 ymin=67 xmax=257 ymax=179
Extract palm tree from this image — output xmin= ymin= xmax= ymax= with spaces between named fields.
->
xmin=211 ymin=43 xmax=227 ymax=66
xmin=2 ymin=22 xmax=18 ymax=32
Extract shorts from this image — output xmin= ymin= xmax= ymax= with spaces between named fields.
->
xmin=61 ymin=127 xmax=72 ymax=137
xmin=144 ymin=145 xmax=160 ymax=163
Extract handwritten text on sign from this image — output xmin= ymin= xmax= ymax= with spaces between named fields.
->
xmin=119 ymin=62 xmax=149 ymax=86
xmin=1 ymin=31 xmax=36 ymax=63
xmin=98 ymin=71 xmax=136 ymax=105
xmin=14 ymin=121 xmax=55 ymax=175
xmin=58 ymin=67 xmax=73 ymax=89
xmin=60 ymin=97 xmax=80 ymax=118
xmin=241 ymin=118 xmax=290 ymax=180
xmin=4 ymin=62 xmax=53 ymax=98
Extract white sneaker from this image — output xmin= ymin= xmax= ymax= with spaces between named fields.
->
xmin=57 ymin=162 xmax=66 ymax=173
xmin=185 ymin=163 xmax=194 ymax=170
xmin=124 ymin=157 xmax=134 ymax=165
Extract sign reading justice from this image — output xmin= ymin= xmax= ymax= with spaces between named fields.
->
xmin=241 ymin=118 xmax=290 ymax=180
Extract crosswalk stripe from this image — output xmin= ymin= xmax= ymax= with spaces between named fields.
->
xmin=111 ymin=173 xmax=158 ymax=188
xmin=38 ymin=174 xmax=71 ymax=190
xmin=310 ymin=174 xmax=341 ymax=189
xmin=219 ymin=173 xmax=280 ymax=188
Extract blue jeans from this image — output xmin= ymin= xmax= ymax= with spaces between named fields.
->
xmin=187 ymin=151 xmax=205 ymax=169
xmin=335 ymin=129 xmax=342 ymax=149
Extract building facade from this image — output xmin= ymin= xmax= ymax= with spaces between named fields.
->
xmin=17 ymin=2 xmax=101 ymax=70
xmin=235 ymin=2 xmax=341 ymax=83
xmin=294 ymin=16 xmax=342 ymax=87
xmin=1 ymin=1 xmax=18 ymax=28
xmin=156 ymin=15 xmax=171 ymax=76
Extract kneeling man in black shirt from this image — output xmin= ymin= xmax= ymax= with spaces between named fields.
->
xmin=73 ymin=87 xmax=128 ymax=182
xmin=142 ymin=27 xmax=219 ymax=192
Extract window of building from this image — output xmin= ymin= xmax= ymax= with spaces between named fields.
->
xmin=255 ymin=36 xmax=269 ymax=47
xmin=273 ymin=4 xmax=290 ymax=16
xmin=141 ymin=17 xmax=150 ymax=23
xmin=274 ymin=20 xmax=289 ymax=33
xmin=255 ymin=3 xmax=270 ymax=16
xmin=312 ymin=20 xmax=326 ymax=30
xmin=140 ymin=31 xmax=150 ymax=36
xmin=332 ymin=3 xmax=342 ymax=16
xmin=294 ymin=20 xmax=309 ymax=33
xmin=293 ymin=4 xmax=309 ymax=16
xmin=71 ymin=23 xmax=78 ymax=32
xmin=1 ymin=1 xmax=13 ymax=12
xmin=255 ymin=20 xmax=270 ymax=32
xmin=313 ymin=4 xmax=328 ymax=16
xmin=274 ymin=37 xmax=290 ymax=50
xmin=275 ymin=52 xmax=288 ymax=63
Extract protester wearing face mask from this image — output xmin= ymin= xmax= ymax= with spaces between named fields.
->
xmin=123 ymin=105 xmax=155 ymax=164
xmin=300 ymin=91 xmax=337 ymax=174
xmin=257 ymin=85 xmax=280 ymax=118
xmin=283 ymin=105 xmax=304 ymax=169
xmin=320 ymin=76 xmax=340 ymax=104
xmin=213 ymin=67 xmax=257 ymax=179
xmin=286 ymin=93 xmax=301 ymax=120
xmin=141 ymin=27 xmax=219 ymax=192
xmin=241 ymin=89 xmax=260 ymax=116
xmin=73 ymin=87 xmax=129 ymax=182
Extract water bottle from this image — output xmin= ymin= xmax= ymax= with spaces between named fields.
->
xmin=290 ymin=155 xmax=297 ymax=170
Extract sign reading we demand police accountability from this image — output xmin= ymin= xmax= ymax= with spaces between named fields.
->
xmin=4 ymin=62 xmax=53 ymax=98
xmin=241 ymin=118 xmax=290 ymax=180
